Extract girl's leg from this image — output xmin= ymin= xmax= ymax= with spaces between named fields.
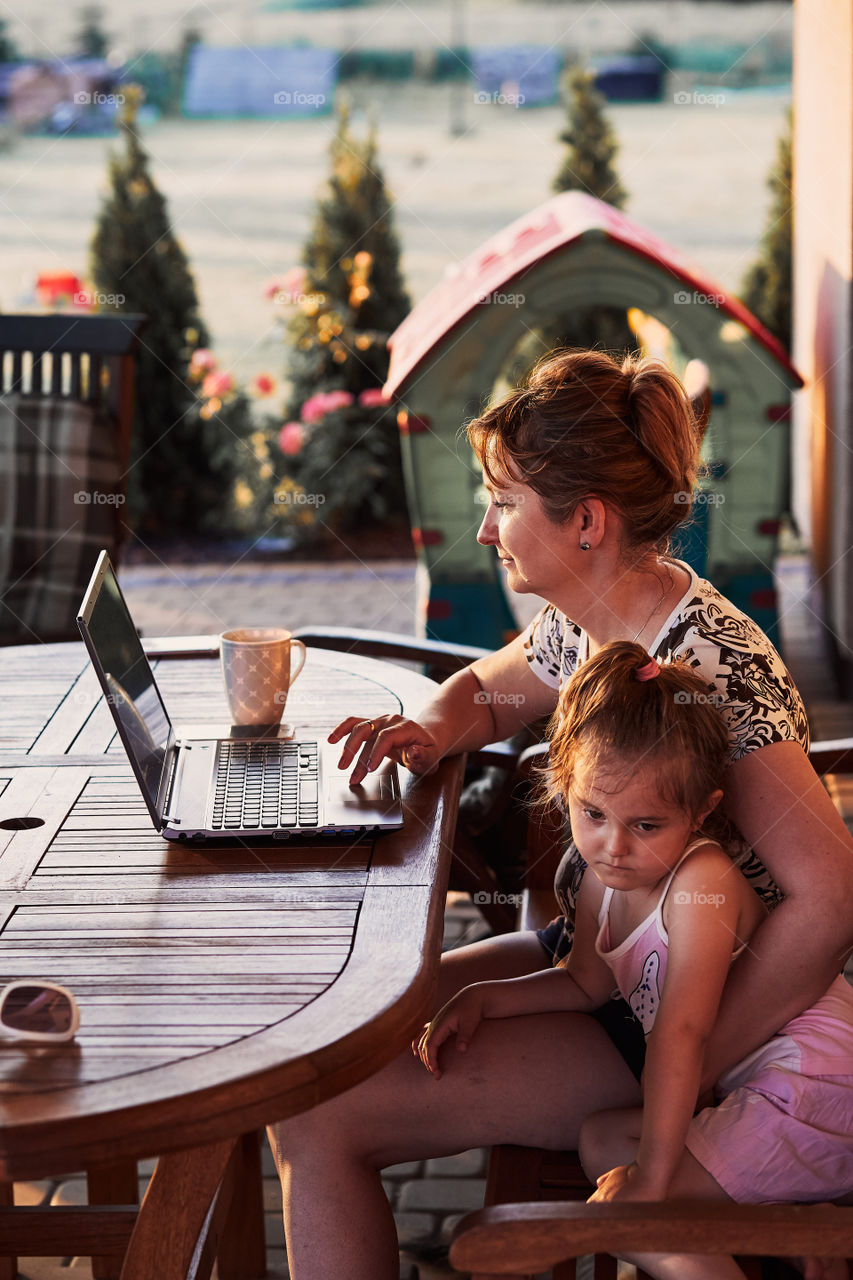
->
xmin=580 ymin=1110 xmax=747 ymax=1280
xmin=580 ymin=1111 xmax=850 ymax=1280
xmin=268 ymin=931 xmax=642 ymax=1280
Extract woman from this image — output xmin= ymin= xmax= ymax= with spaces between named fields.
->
xmin=268 ymin=349 xmax=853 ymax=1280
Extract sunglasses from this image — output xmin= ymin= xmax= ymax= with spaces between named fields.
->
xmin=0 ymin=981 xmax=80 ymax=1043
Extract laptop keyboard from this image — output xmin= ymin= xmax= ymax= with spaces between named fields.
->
xmin=210 ymin=741 xmax=320 ymax=829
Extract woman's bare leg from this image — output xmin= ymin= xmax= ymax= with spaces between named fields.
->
xmin=269 ymin=930 xmax=642 ymax=1280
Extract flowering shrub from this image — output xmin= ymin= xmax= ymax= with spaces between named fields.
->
xmin=183 ymin=347 xmax=289 ymax=536
xmin=275 ymin=253 xmax=407 ymax=534
xmin=276 ymin=109 xmax=411 ymax=538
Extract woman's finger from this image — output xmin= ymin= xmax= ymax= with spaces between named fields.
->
xmin=328 ymin=716 xmax=369 ymax=745
xmin=332 ymin=716 xmax=386 ymax=766
xmin=349 ymin=723 xmax=436 ymax=784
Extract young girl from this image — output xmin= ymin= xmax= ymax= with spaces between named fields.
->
xmin=416 ymin=642 xmax=853 ymax=1280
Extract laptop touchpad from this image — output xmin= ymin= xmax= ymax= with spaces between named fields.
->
xmin=325 ymin=761 xmax=402 ymax=821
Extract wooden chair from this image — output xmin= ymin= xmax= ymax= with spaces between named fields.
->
xmin=449 ymin=1200 xmax=853 ymax=1279
xmin=0 ymin=312 xmax=145 ymax=644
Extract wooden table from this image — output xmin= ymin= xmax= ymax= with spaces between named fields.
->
xmin=0 ymin=638 xmax=464 ymax=1279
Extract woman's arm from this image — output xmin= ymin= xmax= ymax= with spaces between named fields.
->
xmin=592 ymin=849 xmax=743 ymax=1201
xmin=700 ymin=740 xmax=853 ymax=1087
xmin=332 ymin=630 xmax=559 ymax=784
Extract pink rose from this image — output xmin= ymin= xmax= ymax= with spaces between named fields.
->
xmin=300 ymin=394 xmax=328 ymax=424
xmin=323 ymin=390 xmax=355 ymax=413
xmin=268 ymin=266 xmax=308 ymax=303
xmin=189 ymin=348 xmax=218 ymax=375
xmin=300 ymin=390 xmax=354 ymax=423
xmin=358 ymin=388 xmax=389 ymax=408
xmin=279 ymin=421 xmax=305 ymax=455
xmin=252 ymin=373 xmax=276 ymax=397
xmin=202 ymin=370 xmax=235 ymax=399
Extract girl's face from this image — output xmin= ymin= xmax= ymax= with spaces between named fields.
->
xmin=476 ymin=471 xmax=576 ymax=598
xmin=567 ymin=753 xmax=721 ymax=894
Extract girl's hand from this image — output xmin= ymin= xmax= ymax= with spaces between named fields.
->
xmin=412 ymin=987 xmax=486 ymax=1080
xmin=329 ymin=714 xmax=441 ymax=785
xmin=587 ymin=1162 xmax=664 ymax=1204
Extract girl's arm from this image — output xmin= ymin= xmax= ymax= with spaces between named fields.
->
xmin=701 ymin=741 xmax=853 ymax=1088
xmin=332 ymin=630 xmax=559 ymax=784
xmin=592 ymin=846 xmax=745 ymax=1201
xmin=416 ymin=877 xmax=614 ymax=1078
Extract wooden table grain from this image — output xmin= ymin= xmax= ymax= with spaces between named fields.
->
xmin=0 ymin=639 xmax=465 ymax=1278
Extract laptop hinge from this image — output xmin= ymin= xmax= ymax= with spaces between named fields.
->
xmin=160 ymin=743 xmax=186 ymax=826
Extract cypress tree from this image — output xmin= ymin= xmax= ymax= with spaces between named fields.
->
xmin=505 ymin=65 xmax=633 ymax=387
xmin=280 ymin=104 xmax=411 ymax=535
xmin=740 ymin=110 xmax=793 ymax=353
xmin=0 ymin=20 xmax=20 ymax=62
xmin=553 ymin=64 xmax=628 ymax=208
xmin=75 ymin=5 xmax=109 ymax=59
xmin=90 ymin=88 xmax=246 ymax=536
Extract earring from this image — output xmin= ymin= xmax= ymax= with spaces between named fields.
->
xmin=580 ymin=541 xmax=590 ymax=551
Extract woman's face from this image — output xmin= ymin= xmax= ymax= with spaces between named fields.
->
xmin=476 ymin=471 xmax=577 ymax=598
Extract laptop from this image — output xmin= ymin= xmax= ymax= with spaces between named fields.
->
xmin=76 ymin=551 xmax=404 ymax=841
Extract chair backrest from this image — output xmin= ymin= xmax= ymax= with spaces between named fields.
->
xmin=0 ymin=313 xmax=146 ymax=645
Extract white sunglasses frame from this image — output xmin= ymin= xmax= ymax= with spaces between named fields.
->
xmin=0 ymin=980 xmax=80 ymax=1043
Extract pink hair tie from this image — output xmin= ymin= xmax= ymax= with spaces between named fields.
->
xmin=635 ymin=658 xmax=661 ymax=682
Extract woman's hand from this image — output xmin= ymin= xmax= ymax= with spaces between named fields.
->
xmin=413 ymin=986 xmax=487 ymax=1080
xmin=329 ymin=714 xmax=441 ymax=785
xmin=587 ymin=1162 xmax=665 ymax=1204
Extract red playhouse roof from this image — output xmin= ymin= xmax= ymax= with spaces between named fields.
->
xmin=384 ymin=191 xmax=802 ymax=398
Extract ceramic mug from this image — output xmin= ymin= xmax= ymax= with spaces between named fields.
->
xmin=219 ymin=628 xmax=307 ymax=727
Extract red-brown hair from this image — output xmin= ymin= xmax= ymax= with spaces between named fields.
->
xmin=467 ymin=349 xmax=700 ymax=551
xmin=545 ymin=641 xmax=730 ymax=822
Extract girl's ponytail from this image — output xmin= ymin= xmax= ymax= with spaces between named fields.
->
xmin=544 ymin=641 xmax=730 ymax=824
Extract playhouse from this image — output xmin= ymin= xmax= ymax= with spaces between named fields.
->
xmin=384 ymin=191 xmax=803 ymax=648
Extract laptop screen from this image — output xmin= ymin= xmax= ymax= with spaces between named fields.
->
xmin=77 ymin=553 xmax=172 ymax=820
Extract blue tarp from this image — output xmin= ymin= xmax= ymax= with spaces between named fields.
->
xmin=469 ymin=45 xmax=562 ymax=107
xmin=592 ymin=55 xmax=663 ymax=102
xmin=183 ymin=45 xmax=336 ymax=117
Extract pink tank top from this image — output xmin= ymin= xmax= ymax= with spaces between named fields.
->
xmin=594 ymin=838 xmax=741 ymax=1037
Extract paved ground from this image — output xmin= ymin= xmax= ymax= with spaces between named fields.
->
xmin=117 ymin=555 xmax=420 ymax=637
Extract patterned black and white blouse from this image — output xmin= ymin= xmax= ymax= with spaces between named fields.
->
xmin=523 ymin=561 xmax=810 ymax=956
